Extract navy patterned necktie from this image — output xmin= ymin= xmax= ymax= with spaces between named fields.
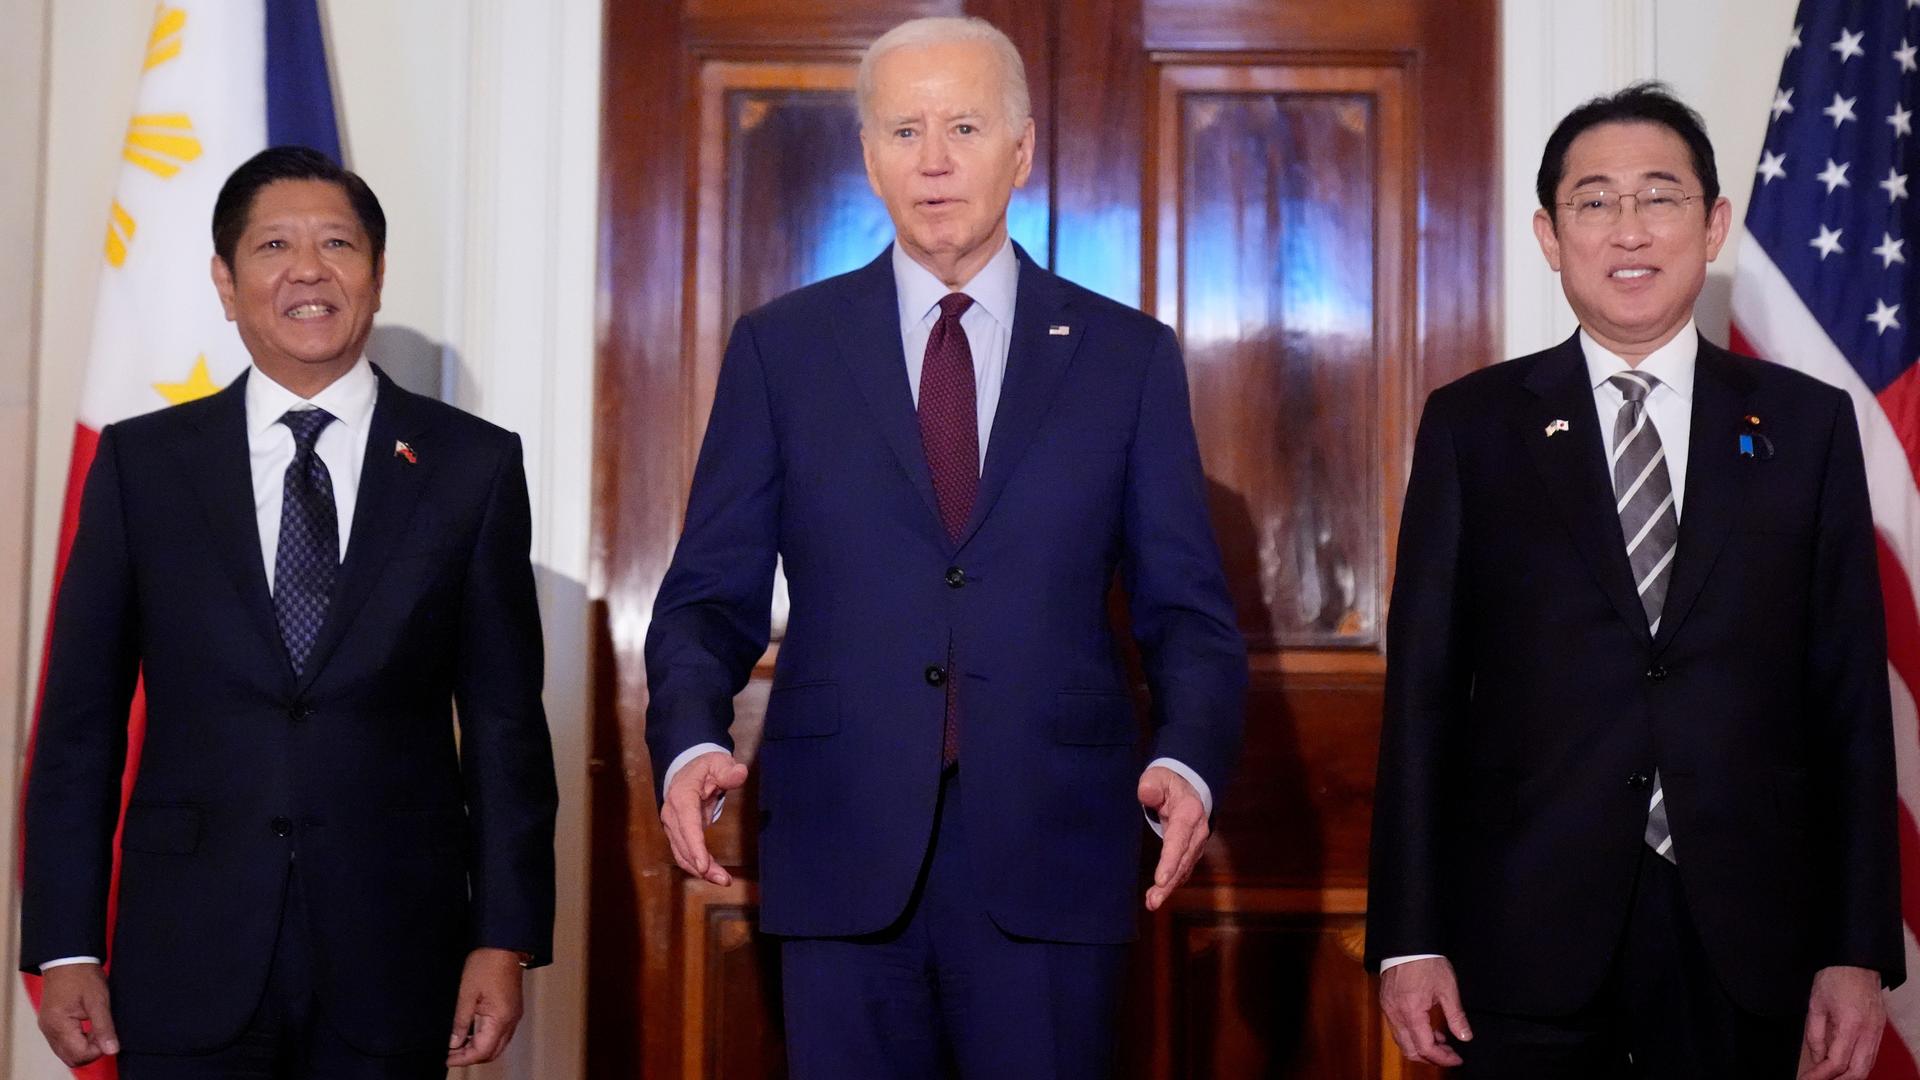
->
xmin=918 ymin=292 xmax=977 ymax=768
xmin=275 ymin=407 xmax=339 ymax=675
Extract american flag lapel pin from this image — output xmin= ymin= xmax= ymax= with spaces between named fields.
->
xmin=1545 ymin=419 xmax=1570 ymax=437
xmin=1049 ymin=324 xmax=1071 ymax=336
xmin=394 ymin=439 xmax=417 ymax=464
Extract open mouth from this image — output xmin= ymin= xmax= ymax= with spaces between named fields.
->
xmin=285 ymin=302 xmax=337 ymax=320
xmin=1609 ymin=267 xmax=1656 ymax=281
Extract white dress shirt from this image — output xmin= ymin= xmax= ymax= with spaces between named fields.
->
xmin=248 ymin=357 xmax=379 ymax=584
xmin=41 ymin=358 xmax=379 ymax=974
xmin=1378 ymin=323 xmax=1698 ymax=976
xmin=663 ymin=239 xmax=1213 ymax=836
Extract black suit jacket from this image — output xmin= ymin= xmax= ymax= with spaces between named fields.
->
xmin=20 ymin=368 xmax=558 ymax=1055
xmin=1365 ymin=333 xmax=1904 ymax=1019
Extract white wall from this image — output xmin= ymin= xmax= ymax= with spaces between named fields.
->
xmin=4 ymin=1 xmax=598 ymax=1078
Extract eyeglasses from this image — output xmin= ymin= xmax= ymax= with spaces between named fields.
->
xmin=1557 ymin=186 xmax=1704 ymax=226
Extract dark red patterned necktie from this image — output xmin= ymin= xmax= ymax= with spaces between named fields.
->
xmin=918 ymin=292 xmax=976 ymax=767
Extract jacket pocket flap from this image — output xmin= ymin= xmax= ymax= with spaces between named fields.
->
xmin=765 ymin=681 xmax=840 ymax=740
xmin=1054 ymin=691 xmax=1137 ymax=746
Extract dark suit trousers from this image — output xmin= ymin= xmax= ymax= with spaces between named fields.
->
xmin=117 ymin=864 xmax=446 ymax=1080
xmin=1455 ymin=848 xmax=1802 ymax=1079
xmin=779 ymin=770 xmax=1128 ymax=1080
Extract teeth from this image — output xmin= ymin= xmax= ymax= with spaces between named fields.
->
xmin=286 ymin=303 xmax=331 ymax=319
xmin=1612 ymin=268 xmax=1653 ymax=279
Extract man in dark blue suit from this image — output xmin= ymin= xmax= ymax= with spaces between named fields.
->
xmin=645 ymin=15 xmax=1245 ymax=1079
xmin=21 ymin=148 xmax=557 ymax=1078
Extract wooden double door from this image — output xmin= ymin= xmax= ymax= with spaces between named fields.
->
xmin=589 ymin=1 xmax=1496 ymax=1076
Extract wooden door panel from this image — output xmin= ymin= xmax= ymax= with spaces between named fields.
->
xmin=1151 ymin=63 xmax=1409 ymax=653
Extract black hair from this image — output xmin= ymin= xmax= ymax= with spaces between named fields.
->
xmin=1536 ymin=81 xmax=1719 ymax=222
xmin=211 ymin=146 xmax=386 ymax=268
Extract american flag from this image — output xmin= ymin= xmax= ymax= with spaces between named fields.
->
xmin=1731 ymin=1 xmax=1920 ymax=1075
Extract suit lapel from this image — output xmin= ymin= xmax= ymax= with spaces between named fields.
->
xmin=178 ymin=371 xmax=291 ymax=676
xmin=295 ymin=368 xmax=436 ymax=694
xmin=1651 ymin=341 xmax=1755 ymax=656
xmin=1521 ymin=334 xmax=1653 ymax=646
xmin=957 ymin=246 xmax=1082 ymax=549
xmin=830 ymin=249 xmax=947 ymax=534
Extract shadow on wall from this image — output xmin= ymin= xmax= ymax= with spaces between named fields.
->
xmin=1696 ymin=269 xmax=1735 ymax=349
xmin=370 ymin=324 xmax=447 ymax=399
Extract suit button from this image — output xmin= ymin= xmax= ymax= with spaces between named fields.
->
xmin=1626 ymin=773 xmax=1652 ymax=790
xmin=289 ymin=704 xmax=311 ymax=722
xmin=945 ymin=567 xmax=967 ymax=589
xmin=270 ymin=816 xmax=293 ymax=837
xmin=924 ymin=665 xmax=947 ymax=687
xmin=1645 ymin=666 xmax=1668 ymax=681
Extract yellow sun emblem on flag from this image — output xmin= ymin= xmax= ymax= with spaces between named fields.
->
xmin=103 ymin=201 xmax=136 ymax=268
xmin=145 ymin=6 xmax=185 ymax=71
xmin=154 ymin=355 xmax=220 ymax=405
xmin=123 ymin=114 xmax=202 ymax=179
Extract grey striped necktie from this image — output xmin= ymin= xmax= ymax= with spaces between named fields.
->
xmin=1610 ymin=370 xmax=1679 ymax=863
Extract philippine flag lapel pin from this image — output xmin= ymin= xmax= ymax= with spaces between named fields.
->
xmin=1049 ymin=324 xmax=1071 ymax=336
xmin=394 ymin=439 xmax=418 ymax=465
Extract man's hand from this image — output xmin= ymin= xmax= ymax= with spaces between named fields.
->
xmin=37 ymin=963 xmax=119 ymax=1067
xmin=1379 ymin=956 xmax=1471 ymax=1067
xmin=1139 ymin=765 xmax=1208 ymax=911
xmin=446 ymin=947 xmax=527 ymax=1067
xmin=1799 ymin=965 xmax=1885 ymax=1080
xmin=661 ymin=750 xmax=749 ymax=886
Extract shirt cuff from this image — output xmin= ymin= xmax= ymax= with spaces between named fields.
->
xmin=39 ymin=956 xmax=102 ymax=972
xmin=1378 ymin=953 xmax=1444 ymax=973
xmin=662 ymin=742 xmax=733 ymax=824
xmin=1142 ymin=757 xmax=1214 ymax=838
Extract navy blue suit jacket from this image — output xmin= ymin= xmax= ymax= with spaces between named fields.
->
xmin=20 ymin=369 xmax=558 ymax=1055
xmin=645 ymin=244 xmax=1247 ymax=944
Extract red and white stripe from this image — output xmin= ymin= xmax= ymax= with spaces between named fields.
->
xmin=1731 ymin=227 xmax=1920 ymax=1078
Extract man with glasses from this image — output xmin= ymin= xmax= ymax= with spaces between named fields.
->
xmin=1366 ymin=83 xmax=1903 ymax=1078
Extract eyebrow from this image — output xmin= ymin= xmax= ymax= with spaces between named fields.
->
xmin=1569 ymin=169 xmax=1687 ymax=190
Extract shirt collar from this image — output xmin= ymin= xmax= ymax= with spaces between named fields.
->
xmin=893 ymin=236 xmax=1019 ymax=333
xmin=246 ymin=356 xmax=379 ymax=439
xmin=1581 ymin=320 xmax=1698 ymax=401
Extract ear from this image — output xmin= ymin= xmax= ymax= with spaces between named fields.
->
xmin=1703 ymin=195 xmax=1733 ymax=262
xmin=210 ymin=253 xmax=239 ymax=321
xmin=1532 ymin=208 xmax=1563 ymax=272
xmin=372 ymin=252 xmax=386 ymax=314
xmin=1012 ymin=116 xmax=1036 ymax=189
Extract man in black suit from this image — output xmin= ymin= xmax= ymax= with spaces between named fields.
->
xmin=1366 ymin=84 xmax=1903 ymax=1078
xmin=20 ymin=147 xmax=557 ymax=1078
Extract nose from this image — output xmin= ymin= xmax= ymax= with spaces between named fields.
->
xmin=286 ymin=238 xmax=328 ymax=282
xmin=1610 ymin=199 xmax=1652 ymax=247
xmin=916 ymin=130 xmax=953 ymax=175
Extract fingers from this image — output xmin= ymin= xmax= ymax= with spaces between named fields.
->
xmin=1146 ymin=809 xmax=1192 ymax=911
xmin=1802 ymin=1011 xmax=1853 ymax=1080
xmin=1847 ymin=1016 xmax=1884 ymax=1080
xmin=81 ymin=981 xmax=120 ymax=1059
xmin=661 ymin=758 xmax=738 ymax=886
xmin=448 ymin=1013 xmax=515 ymax=1067
xmin=448 ymin=986 xmax=479 ymax=1052
xmin=1378 ymin=961 xmax=1466 ymax=1068
xmin=1436 ymin=976 xmax=1474 ymax=1044
xmin=38 ymin=971 xmax=115 ymax=1067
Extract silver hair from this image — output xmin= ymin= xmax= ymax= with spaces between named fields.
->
xmin=855 ymin=16 xmax=1032 ymax=131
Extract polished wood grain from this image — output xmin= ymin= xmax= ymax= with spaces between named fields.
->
xmin=596 ymin=1 xmax=1498 ymax=1076
xmin=1151 ymin=64 xmax=1409 ymax=653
